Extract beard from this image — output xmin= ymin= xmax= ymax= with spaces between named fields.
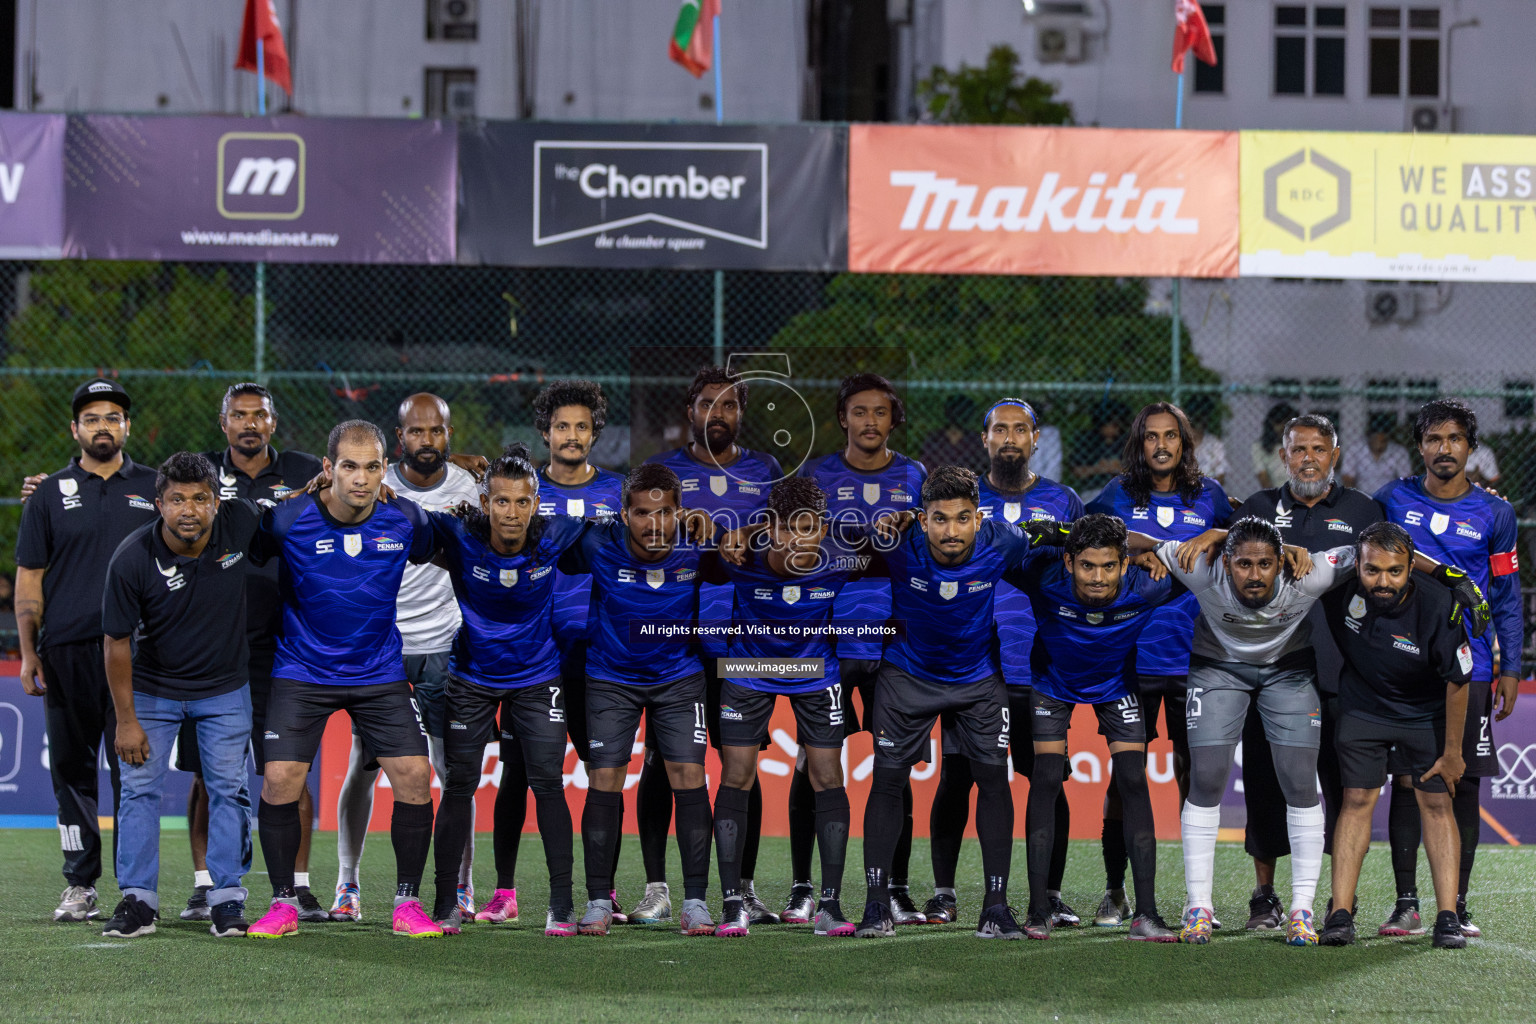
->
xmin=232 ymin=432 xmax=267 ymax=456
xmin=691 ymin=419 xmax=736 ymax=455
xmin=1289 ymin=469 xmax=1334 ymax=500
xmin=402 ymin=444 xmax=449 ymax=477
xmin=83 ymin=435 xmax=121 ymax=462
xmin=990 ymin=449 xmax=1029 ymax=491
xmin=550 ymin=440 xmax=587 ymax=467
xmin=1365 ymin=584 xmax=1405 ymax=611
xmin=1236 ymin=585 xmax=1275 ymax=609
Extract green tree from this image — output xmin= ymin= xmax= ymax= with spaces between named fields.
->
xmin=917 ymin=44 xmax=1075 ymax=126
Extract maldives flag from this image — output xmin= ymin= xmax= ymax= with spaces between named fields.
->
xmin=1172 ymin=0 xmax=1217 ymax=73
xmin=669 ymin=0 xmax=720 ymax=78
xmin=235 ymin=0 xmax=293 ymax=96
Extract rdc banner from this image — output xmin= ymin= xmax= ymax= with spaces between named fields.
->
xmin=63 ymin=115 xmax=456 ymax=263
xmin=458 ymin=121 xmax=847 ymax=270
xmin=0 ymin=113 xmax=65 ymax=258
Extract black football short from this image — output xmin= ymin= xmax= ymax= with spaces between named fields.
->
xmin=442 ymin=674 xmax=569 ymax=777
xmin=1340 ymin=711 xmax=1450 ymax=794
xmin=838 ymin=658 xmax=882 ymax=735
xmin=718 ymin=680 xmax=846 ymax=751
xmin=263 ymin=678 xmax=426 ymax=766
xmin=1456 ymin=679 xmax=1497 ymax=779
xmin=1030 ymin=689 xmax=1147 ymax=747
xmin=869 ymin=662 xmax=1008 ymax=770
xmin=942 ymin=686 xmax=1071 ymax=778
xmin=584 ymin=673 xmax=708 ymax=769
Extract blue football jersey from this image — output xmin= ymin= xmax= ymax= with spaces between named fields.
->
xmin=432 ymin=512 xmax=591 ymax=690
xmin=1087 ymin=476 xmax=1231 ymax=677
xmin=1007 ymin=548 xmax=1176 ymax=704
xmin=255 ymin=495 xmax=435 ymax=686
xmin=977 ymin=474 xmax=1085 ymax=688
xmin=558 ymin=520 xmax=709 ymax=687
xmin=645 ymin=445 xmax=782 ymax=657
xmin=1374 ymin=476 xmax=1523 ymax=680
xmin=536 ymin=465 xmax=624 ymax=644
xmin=802 ymin=451 xmax=927 ymax=660
xmin=881 ymin=518 xmax=1032 ymax=685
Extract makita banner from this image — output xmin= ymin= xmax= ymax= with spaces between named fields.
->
xmin=458 ymin=121 xmax=846 ymax=270
xmin=0 ymin=113 xmax=65 ymax=258
xmin=62 ymin=115 xmax=456 ymax=263
xmin=849 ymin=124 xmax=1239 ymax=277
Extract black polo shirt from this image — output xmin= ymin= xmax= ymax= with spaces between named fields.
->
xmin=14 ymin=454 xmax=160 ymax=649
xmin=1323 ymin=578 xmax=1471 ymax=725
xmin=102 ymin=500 xmax=264 ymax=699
xmin=1234 ymin=482 xmax=1384 ymax=695
xmin=201 ymin=446 xmax=322 ymax=653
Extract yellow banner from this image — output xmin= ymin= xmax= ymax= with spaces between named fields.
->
xmin=1240 ymin=131 xmax=1536 ymax=281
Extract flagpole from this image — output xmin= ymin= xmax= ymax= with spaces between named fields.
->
xmin=255 ymin=37 xmax=268 ymax=384
xmin=1170 ymin=67 xmax=1184 ymax=407
xmin=711 ymin=7 xmax=724 ymax=366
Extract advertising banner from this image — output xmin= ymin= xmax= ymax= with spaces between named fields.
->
xmin=458 ymin=121 xmax=847 ymax=270
xmin=63 ymin=115 xmax=456 ymax=263
xmin=0 ymin=113 xmax=65 ymax=258
xmin=1241 ymin=130 xmax=1536 ymax=281
xmin=849 ymin=124 xmax=1240 ymax=277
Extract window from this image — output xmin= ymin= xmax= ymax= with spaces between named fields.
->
xmin=427 ymin=0 xmax=478 ymax=42
xmin=1369 ymin=6 xmax=1440 ymax=97
xmin=1504 ymin=381 xmax=1535 ymax=420
xmin=425 ymin=68 xmax=477 ymax=118
xmin=1274 ymin=5 xmax=1347 ymax=97
xmin=1193 ymin=4 xmax=1226 ymax=94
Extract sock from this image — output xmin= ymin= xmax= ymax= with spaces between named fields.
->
xmin=1388 ymin=782 xmax=1421 ymax=900
xmin=1111 ymin=750 xmax=1158 ymax=918
xmin=194 ymin=869 xmax=212 ymax=888
xmin=971 ymin=760 xmax=1014 ymax=911
xmin=787 ymin=767 xmax=817 ymax=885
xmin=532 ymin=786 xmax=575 ymax=911
xmin=1048 ymin=788 xmax=1071 ymax=892
xmin=390 ymin=801 xmax=434 ymax=903
xmin=1026 ymin=754 xmax=1066 ymax=918
xmin=928 ymin=753 xmax=973 ymax=891
xmin=814 ymin=786 xmax=850 ymax=904
xmin=294 ymin=872 xmax=310 ymax=888
xmin=334 ymin=761 xmax=376 ymax=888
xmin=741 ymin=776 xmax=763 ymax=885
xmin=891 ymin=779 xmax=915 ymax=888
xmin=636 ymin=756 xmax=672 ymax=885
xmin=862 ymin=768 xmax=907 ymax=908
xmin=493 ymin=765 xmax=527 ymax=890
xmin=673 ymin=786 xmax=714 ymax=903
xmin=258 ymin=798 xmax=300 ymax=899
xmin=1101 ymin=816 xmax=1128 ymax=891
xmin=433 ymin=792 xmax=474 ymax=913
xmin=1285 ymin=803 xmax=1325 ymax=915
xmin=1181 ymin=801 xmax=1222 ymax=911
xmin=713 ymin=786 xmax=752 ymax=901
xmin=581 ymin=789 xmax=623 ymax=901
xmin=1453 ymin=778 xmax=1481 ymax=903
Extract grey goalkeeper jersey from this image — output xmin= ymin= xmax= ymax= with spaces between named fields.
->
xmin=1154 ymin=540 xmax=1356 ymax=666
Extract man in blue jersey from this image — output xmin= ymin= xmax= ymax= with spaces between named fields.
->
xmin=246 ymin=421 xmax=441 ymax=940
xmin=1373 ymin=399 xmax=1521 ymax=938
xmin=640 ymin=366 xmax=783 ymax=925
xmin=429 ymin=444 xmax=593 ymax=937
xmin=560 ymin=463 xmax=721 ymax=938
xmin=794 ymin=372 xmax=927 ymax=926
xmin=1086 ymin=402 xmax=1230 ymax=927
xmin=857 ymin=466 xmax=1030 ymax=940
xmin=925 ymin=397 xmax=1084 ymax=927
xmin=1007 ymin=513 xmax=1181 ymax=941
xmin=472 ymin=380 xmax=627 ymax=928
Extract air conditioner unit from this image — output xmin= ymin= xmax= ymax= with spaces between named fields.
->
xmin=1366 ymin=287 xmax=1418 ymax=325
xmin=1035 ymin=21 xmax=1086 ymax=63
xmin=430 ymin=0 xmax=478 ymax=41
xmin=1406 ymin=103 xmax=1453 ymax=133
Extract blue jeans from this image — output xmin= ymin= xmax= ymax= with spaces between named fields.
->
xmin=116 ymin=687 xmax=253 ymax=910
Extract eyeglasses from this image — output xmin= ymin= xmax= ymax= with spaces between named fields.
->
xmin=79 ymin=414 xmax=126 ymax=429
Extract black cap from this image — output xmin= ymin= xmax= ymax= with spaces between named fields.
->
xmin=71 ymin=378 xmax=132 ymax=418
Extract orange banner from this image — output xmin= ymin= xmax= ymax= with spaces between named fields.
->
xmin=849 ymin=124 xmax=1239 ymax=277
xmin=319 ymin=700 xmax=1183 ymax=841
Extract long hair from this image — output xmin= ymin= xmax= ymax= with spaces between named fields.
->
xmin=1120 ymin=402 xmax=1204 ymax=507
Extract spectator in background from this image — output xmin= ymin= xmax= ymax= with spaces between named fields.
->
xmin=920 ymin=395 xmax=988 ymax=475
xmin=1466 ymin=443 xmax=1501 ymax=489
xmin=1033 ymin=421 xmax=1064 ymax=484
xmin=1186 ymin=396 xmax=1228 ymax=487
xmin=0 ymin=571 xmax=14 ymax=613
xmin=1070 ymin=400 xmax=1132 ymax=502
xmin=1344 ymin=413 xmax=1414 ymax=496
xmin=1251 ymin=403 xmax=1299 ymax=490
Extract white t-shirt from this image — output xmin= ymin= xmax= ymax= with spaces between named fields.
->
xmin=1466 ymin=446 xmax=1500 ymax=481
xmin=1156 ymin=540 xmax=1355 ymax=666
xmin=386 ymin=462 xmax=480 ymax=654
xmin=1196 ymin=435 xmax=1228 ymax=479
xmin=1350 ymin=442 xmax=1413 ymax=496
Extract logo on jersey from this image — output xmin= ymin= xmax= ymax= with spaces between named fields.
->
xmin=753 ymin=587 xmax=774 ymax=600
xmin=1391 ymin=633 xmax=1421 ymax=655
xmin=530 ymin=566 xmax=552 ymax=580
xmin=1002 ymin=502 xmax=1022 ymax=523
xmin=720 ymin=705 xmax=744 ymax=721
xmin=373 ymin=534 xmax=405 ymax=552
xmin=1454 ymin=519 xmax=1482 ymax=540
xmin=1348 ymin=594 xmax=1367 ymax=618
xmin=316 ymin=538 xmax=335 ymax=555
xmin=59 ymin=477 xmax=82 ymax=509
xmin=473 ymin=565 xmax=491 ymax=582
xmin=1457 ymin=642 xmax=1474 ymax=675
xmin=344 ymin=534 xmax=362 ymax=557
xmin=909 ymin=577 xmax=928 ymax=592
xmin=863 ymin=483 xmax=881 ymax=505
xmin=967 ymin=579 xmax=993 ymax=593
xmin=499 ymin=569 xmax=518 ymax=588
xmin=1086 ymin=611 xmax=1104 ymax=625
xmin=938 ymin=581 xmax=958 ymax=600
xmin=1156 ymin=507 xmax=1175 ymax=528
xmin=125 ymin=494 xmax=155 ymax=511
xmin=646 ymin=568 xmax=665 ymax=589
xmin=1326 ymin=518 xmax=1351 ymax=532
xmin=1056 ymin=605 xmax=1079 ymax=619
xmin=218 ymin=552 xmax=243 ymax=570
xmin=783 ymin=585 xmax=801 ymax=604
xmin=1430 ymin=512 xmax=1449 ymax=535
xmin=710 ymin=476 xmax=728 ymax=496
xmin=808 ymin=586 xmax=835 ymax=600
xmin=566 ymin=498 xmax=585 ymax=516
xmin=156 ymin=558 xmax=185 ymax=591
xmin=271 ymin=485 xmax=294 ymax=500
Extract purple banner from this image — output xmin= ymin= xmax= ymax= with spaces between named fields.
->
xmin=63 ymin=115 xmax=455 ymax=264
xmin=0 ymin=113 xmax=65 ymax=258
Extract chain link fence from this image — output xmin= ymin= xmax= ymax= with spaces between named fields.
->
xmin=3 ymin=260 xmax=1535 ymax=668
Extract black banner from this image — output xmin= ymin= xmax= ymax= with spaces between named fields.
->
xmin=458 ymin=122 xmax=846 ymax=270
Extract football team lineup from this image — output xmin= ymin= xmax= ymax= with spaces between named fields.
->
xmin=11 ymin=369 xmax=1519 ymax=950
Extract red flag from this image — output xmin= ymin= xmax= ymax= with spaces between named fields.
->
xmin=1172 ymin=0 xmax=1217 ymax=73
xmin=669 ymin=0 xmax=721 ymax=79
xmin=235 ymin=0 xmax=293 ymax=96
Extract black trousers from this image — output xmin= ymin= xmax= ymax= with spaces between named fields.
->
xmin=40 ymin=639 xmax=121 ymax=888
